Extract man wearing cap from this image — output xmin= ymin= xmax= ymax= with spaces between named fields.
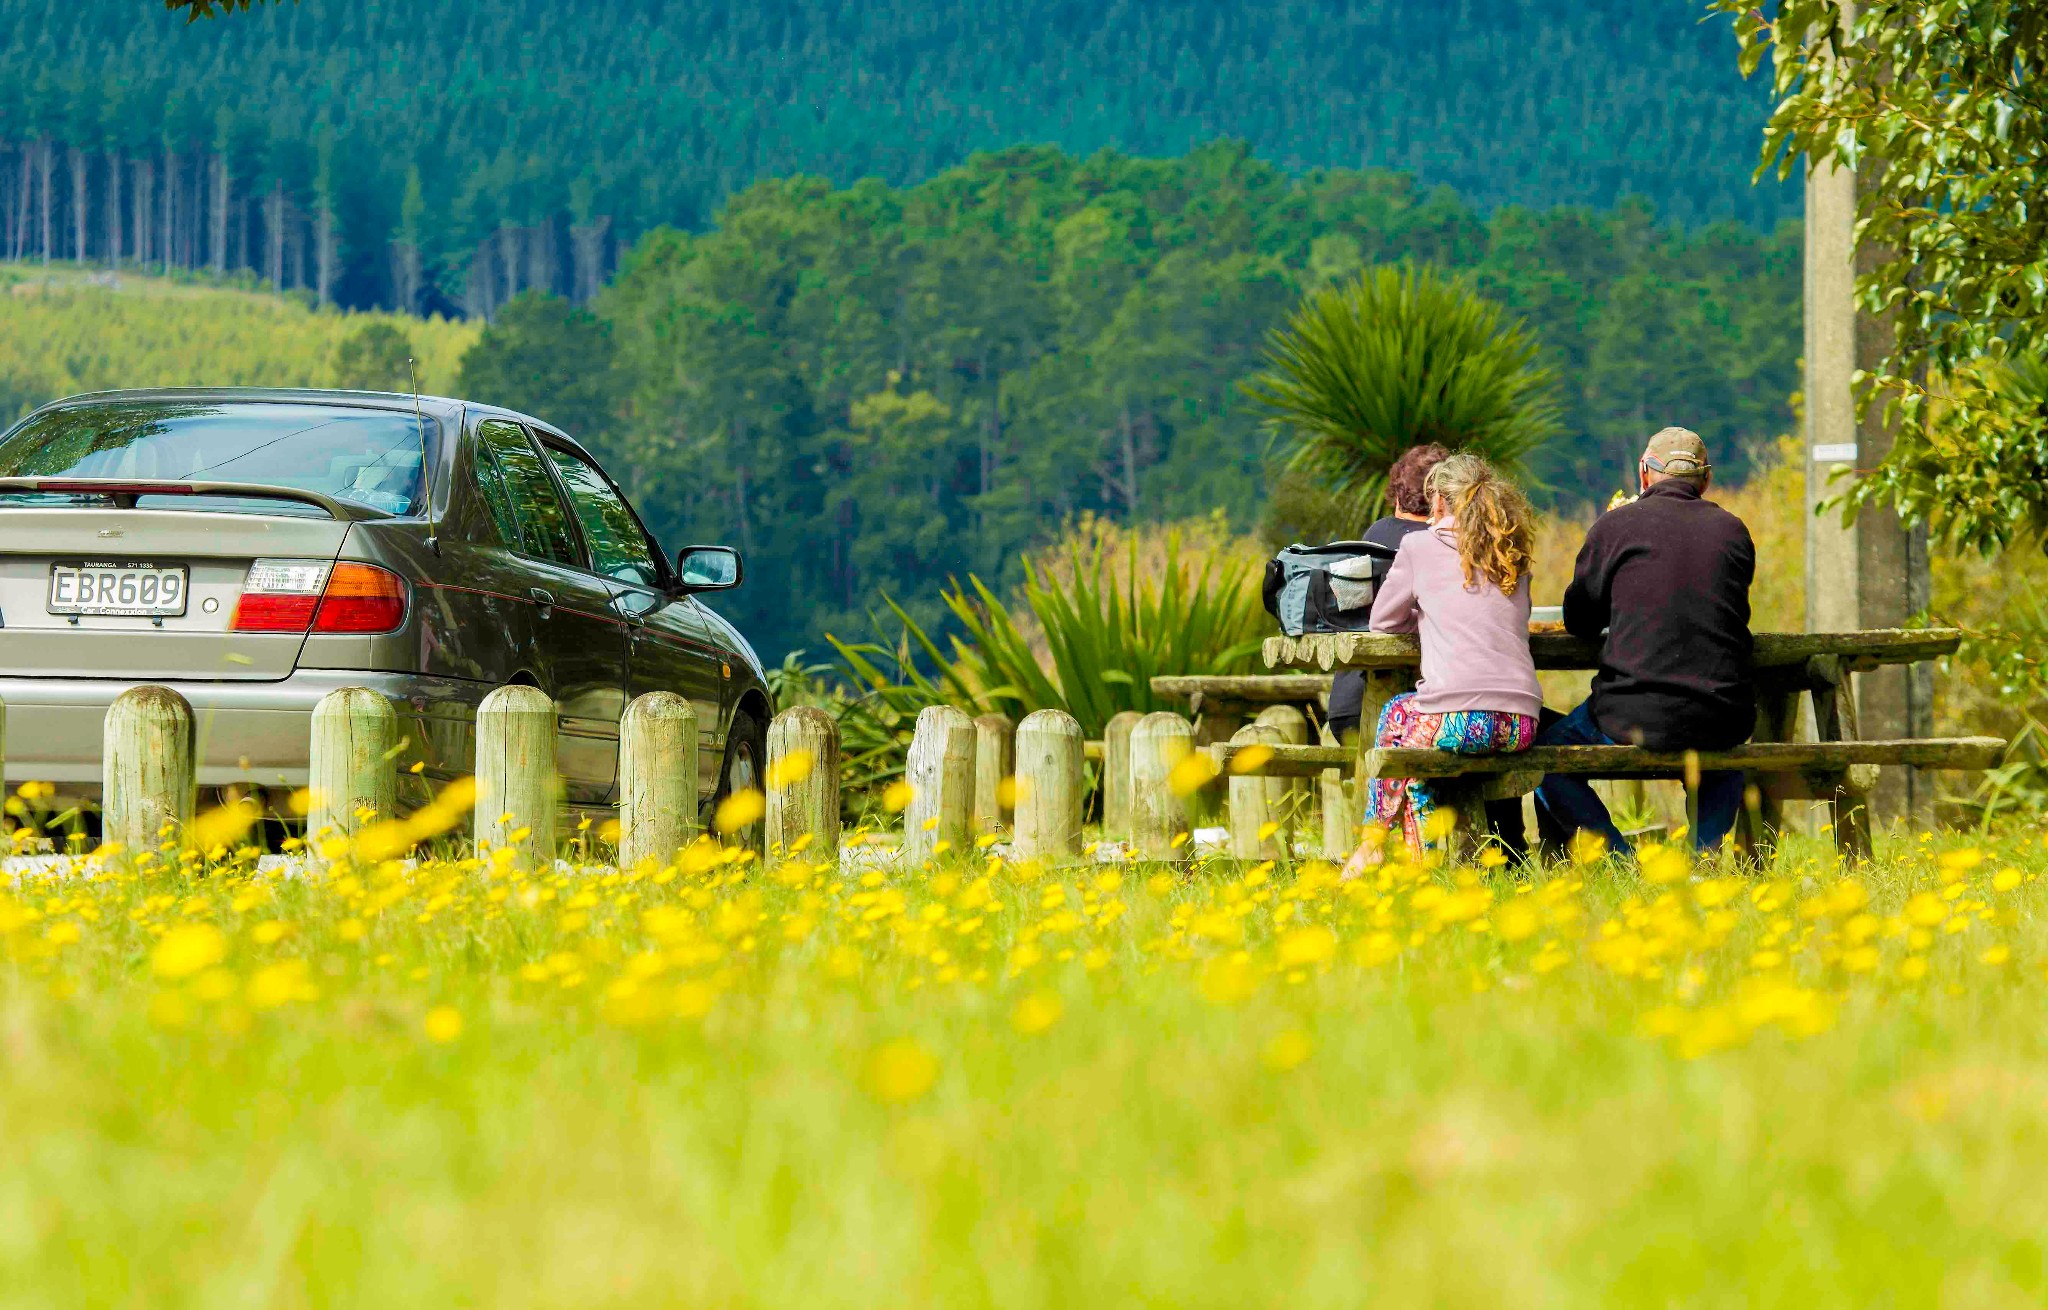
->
xmin=1534 ymin=427 xmax=1756 ymax=852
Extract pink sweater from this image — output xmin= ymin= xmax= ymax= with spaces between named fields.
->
xmin=1369 ymin=522 xmax=1542 ymax=719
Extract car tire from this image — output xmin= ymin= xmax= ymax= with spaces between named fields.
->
xmin=714 ymin=707 xmax=767 ymax=847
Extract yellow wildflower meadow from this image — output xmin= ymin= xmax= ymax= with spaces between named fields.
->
xmin=2 ymin=795 xmax=2047 ymax=1304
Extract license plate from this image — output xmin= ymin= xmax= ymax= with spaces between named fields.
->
xmin=48 ymin=563 xmax=190 ymax=617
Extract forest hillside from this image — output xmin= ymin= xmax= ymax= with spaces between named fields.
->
xmin=0 ymin=0 xmax=1787 ymax=313
xmin=0 ymin=146 xmax=1799 ymax=662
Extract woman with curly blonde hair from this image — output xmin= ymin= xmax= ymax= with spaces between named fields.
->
xmin=1343 ymin=454 xmax=1541 ymax=871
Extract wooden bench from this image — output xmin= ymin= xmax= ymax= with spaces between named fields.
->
xmin=1150 ymin=674 xmax=1332 ymax=744
xmin=1212 ymin=735 xmax=2009 ymax=862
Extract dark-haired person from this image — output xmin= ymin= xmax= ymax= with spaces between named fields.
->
xmin=1324 ymin=443 xmax=1447 ymax=742
xmin=1534 ymin=427 xmax=1756 ymax=854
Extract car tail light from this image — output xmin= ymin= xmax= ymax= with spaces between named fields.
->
xmin=231 ymin=560 xmax=327 ymax=632
xmin=232 ymin=560 xmax=408 ymax=635
xmin=312 ymin=562 xmax=409 ymax=633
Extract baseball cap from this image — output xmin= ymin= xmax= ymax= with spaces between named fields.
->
xmin=1641 ymin=426 xmax=1711 ymax=477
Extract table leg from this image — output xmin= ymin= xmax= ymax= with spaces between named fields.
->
xmin=1190 ymin=694 xmax=1248 ymax=749
xmin=1738 ymin=682 xmax=1803 ymax=868
xmin=1807 ymin=655 xmax=1875 ymax=863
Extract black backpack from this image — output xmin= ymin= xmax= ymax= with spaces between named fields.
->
xmin=1261 ymin=540 xmax=1398 ymax=636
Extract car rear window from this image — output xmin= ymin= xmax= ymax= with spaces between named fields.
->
xmin=0 ymin=400 xmax=438 ymax=516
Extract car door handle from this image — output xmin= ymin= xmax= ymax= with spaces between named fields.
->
xmin=528 ymin=587 xmax=554 ymax=617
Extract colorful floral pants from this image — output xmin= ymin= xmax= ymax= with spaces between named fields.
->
xmin=1363 ymin=692 xmax=1537 ymax=856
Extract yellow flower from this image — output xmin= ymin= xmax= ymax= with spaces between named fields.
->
xmin=151 ymin=924 xmax=226 ymax=980
xmin=1262 ymin=1029 xmax=1314 ymax=1071
xmin=1011 ymin=990 xmax=1063 ymax=1035
xmin=1639 ymin=844 xmax=1689 ymax=886
xmin=882 ymin=780 xmax=916 ymax=813
xmin=1903 ymin=892 xmax=1948 ymax=927
xmin=767 ymin=749 xmax=815 ymax=790
xmin=1199 ymin=956 xmax=1259 ymax=1005
xmin=1229 ymin=745 xmax=1275 ymax=776
xmin=1168 ymin=752 xmax=1218 ymax=798
xmin=714 ymin=788 xmax=766 ymax=835
xmin=423 ymin=1005 xmax=464 ymax=1043
xmin=1980 ymin=945 xmax=2012 ymax=966
xmin=1937 ymin=847 xmax=1984 ymax=879
xmin=1276 ymin=925 xmax=1337 ymax=968
xmin=1495 ymin=900 xmax=1540 ymax=942
xmin=246 ymin=959 xmax=317 ymax=1010
xmin=1993 ymin=867 xmax=2024 ymax=892
xmin=864 ymin=1038 xmax=939 ymax=1104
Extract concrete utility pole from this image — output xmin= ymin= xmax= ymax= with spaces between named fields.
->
xmin=1803 ymin=52 xmax=1935 ymax=824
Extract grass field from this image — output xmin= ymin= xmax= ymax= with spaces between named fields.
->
xmin=0 ymin=261 xmax=478 ymax=425
xmin=4 ymin=798 xmax=2047 ymax=1309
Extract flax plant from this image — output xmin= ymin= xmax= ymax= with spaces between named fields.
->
xmin=827 ymin=528 xmax=1266 ymax=797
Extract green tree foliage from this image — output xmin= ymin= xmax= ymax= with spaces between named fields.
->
xmin=164 ymin=0 xmax=284 ymax=17
xmin=1712 ymin=0 xmax=2048 ymax=548
xmin=1244 ymin=265 xmax=1563 ymax=521
xmin=455 ymin=294 xmax=622 ymax=446
xmin=579 ymin=147 xmax=1798 ymax=661
xmin=4 ymin=0 xmax=1794 ymax=312
xmin=330 ymin=322 xmax=415 ymax=393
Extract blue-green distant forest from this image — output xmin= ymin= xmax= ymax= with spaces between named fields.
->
xmin=0 ymin=0 xmax=1801 ymax=660
xmin=1 ymin=0 xmax=1788 ymax=310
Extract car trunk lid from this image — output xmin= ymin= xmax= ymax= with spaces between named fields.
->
xmin=0 ymin=506 xmax=351 ymax=680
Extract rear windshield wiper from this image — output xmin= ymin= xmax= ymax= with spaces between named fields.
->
xmin=0 ymin=478 xmax=375 ymax=520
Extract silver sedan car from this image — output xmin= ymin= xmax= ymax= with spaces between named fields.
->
xmin=0 ymin=388 xmax=771 ymax=831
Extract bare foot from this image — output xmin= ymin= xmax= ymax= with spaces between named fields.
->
xmin=1338 ymin=841 xmax=1385 ymax=881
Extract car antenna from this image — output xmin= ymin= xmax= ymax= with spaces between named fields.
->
xmin=408 ymin=356 xmax=440 ymax=556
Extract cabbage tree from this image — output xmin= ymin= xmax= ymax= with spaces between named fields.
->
xmin=1242 ymin=264 xmax=1562 ymax=522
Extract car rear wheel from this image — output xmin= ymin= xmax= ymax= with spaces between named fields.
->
xmin=714 ymin=708 xmax=766 ymax=847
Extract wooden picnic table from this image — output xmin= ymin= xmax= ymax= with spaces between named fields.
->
xmin=1249 ymin=627 xmax=1972 ymax=859
xmin=1260 ymin=628 xmax=1961 ymax=675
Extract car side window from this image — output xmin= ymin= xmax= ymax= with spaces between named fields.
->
xmin=547 ymin=447 xmax=661 ymax=587
xmin=468 ymin=433 xmax=524 ymax=549
xmin=475 ymin=420 xmax=582 ymax=567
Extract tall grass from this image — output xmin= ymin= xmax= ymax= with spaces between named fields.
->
xmin=6 ymin=811 xmax=2048 ymax=1304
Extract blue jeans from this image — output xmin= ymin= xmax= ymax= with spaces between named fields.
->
xmin=1533 ymin=699 xmax=1745 ymax=854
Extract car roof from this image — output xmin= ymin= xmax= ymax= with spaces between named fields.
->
xmin=17 ymin=387 xmax=597 ymax=460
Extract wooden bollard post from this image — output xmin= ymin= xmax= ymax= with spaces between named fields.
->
xmin=972 ymin=712 xmax=1014 ymax=833
xmin=767 ymin=706 xmax=840 ymax=859
xmin=1129 ymin=711 xmax=1194 ymax=861
xmin=1318 ymin=723 xmax=1356 ymax=859
xmin=475 ymin=684 xmax=558 ymax=867
xmin=619 ymin=691 xmax=697 ymax=870
xmin=308 ymin=687 xmax=398 ymax=843
xmin=904 ymin=705 xmax=974 ymax=863
xmin=103 ymin=685 xmax=194 ymax=857
xmin=1228 ymin=722 xmax=1285 ymax=861
xmin=1254 ymin=703 xmax=1307 ymax=845
xmin=1013 ymin=709 xmax=1083 ymax=863
xmin=1102 ymin=709 xmax=1141 ymax=841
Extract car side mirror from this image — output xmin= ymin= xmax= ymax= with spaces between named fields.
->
xmin=674 ymin=545 xmax=742 ymax=592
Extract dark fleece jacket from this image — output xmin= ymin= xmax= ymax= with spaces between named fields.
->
xmin=1562 ymin=479 xmax=1756 ymax=750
